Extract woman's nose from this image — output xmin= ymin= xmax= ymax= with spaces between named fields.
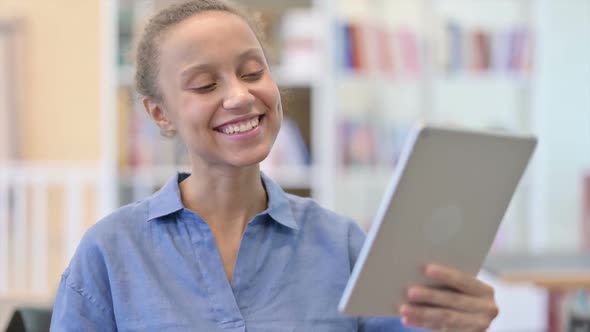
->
xmin=222 ymin=79 xmax=255 ymax=110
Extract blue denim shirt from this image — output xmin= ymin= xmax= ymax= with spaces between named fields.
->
xmin=51 ymin=173 xmax=422 ymax=331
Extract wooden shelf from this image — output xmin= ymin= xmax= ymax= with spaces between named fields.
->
xmin=484 ymin=252 xmax=590 ymax=289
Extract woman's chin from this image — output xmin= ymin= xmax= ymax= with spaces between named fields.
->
xmin=227 ymin=147 xmax=272 ymax=169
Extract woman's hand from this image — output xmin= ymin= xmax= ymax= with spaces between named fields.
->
xmin=399 ymin=264 xmax=499 ymax=332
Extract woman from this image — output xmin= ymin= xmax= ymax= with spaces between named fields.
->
xmin=51 ymin=1 xmax=498 ymax=331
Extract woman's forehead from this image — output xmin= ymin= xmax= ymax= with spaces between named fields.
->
xmin=159 ymin=11 xmax=261 ymax=66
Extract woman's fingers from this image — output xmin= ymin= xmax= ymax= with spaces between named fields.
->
xmin=400 ymin=303 xmax=490 ymax=332
xmin=398 ymin=264 xmax=500 ymax=331
xmin=406 ymin=286 xmax=498 ymax=316
xmin=424 ymin=264 xmax=495 ymax=297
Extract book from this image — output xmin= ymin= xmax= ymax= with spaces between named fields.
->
xmin=374 ymin=25 xmax=394 ymax=77
xmin=508 ymin=28 xmax=531 ymax=73
xmin=446 ymin=21 xmax=463 ymax=73
xmin=470 ymin=29 xmax=491 ymax=72
xmin=342 ymin=23 xmax=354 ymax=71
xmin=349 ymin=23 xmax=368 ymax=73
xmin=339 ymin=119 xmax=377 ymax=167
xmin=396 ymin=28 xmax=421 ymax=77
xmin=491 ymin=29 xmax=511 ymax=73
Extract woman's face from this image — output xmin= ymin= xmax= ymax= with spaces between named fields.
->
xmin=151 ymin=11 xmax=282 ymax=170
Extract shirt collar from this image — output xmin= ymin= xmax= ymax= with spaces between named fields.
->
xmin=260 ymin=172 xmax=299 ymax=230
xmin=146 ymin=172 xmax=299 ymax=230
xmin=146 ymin=172 xmax=186 ymax=221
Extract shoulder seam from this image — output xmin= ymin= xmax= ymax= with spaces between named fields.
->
xmin=64 ymin=276 xmax=112 ymax=315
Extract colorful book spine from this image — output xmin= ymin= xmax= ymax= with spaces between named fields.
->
xmin=343 ymin=23 xmax=354 ymax=71
xmin=349 ymin=23 xmax=365 ymax=72
xmin=335 ymin=22 xmax=409 ymax=76
xmin=471 ymin=29 xmax=491 ymax=71
xmin=397 ymin=28 xmax=421 ymax=77
xmin=375 ymin=25 xmax=394 ymax=77
xmin=446 ymin=22 xmax=463 ymax=73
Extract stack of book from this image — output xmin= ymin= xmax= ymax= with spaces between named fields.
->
xmin=438 ymin=21 xmax=532 ymax=75
xmin=334 ymin=22 xmax=423 ymax=78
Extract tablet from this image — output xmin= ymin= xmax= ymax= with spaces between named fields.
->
xmin=338 ymin=124 xmax=537 ymax=316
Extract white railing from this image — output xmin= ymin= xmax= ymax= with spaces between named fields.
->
xmin=0 ymin=162 xmax=101 ymax=299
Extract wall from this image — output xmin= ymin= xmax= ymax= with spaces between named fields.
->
xmin=531 ymin=0 xmax=590 ymax=251
xmin=0 ymin=0 xmax=102 ymax=161
xmin=0 ymin=2 xmax=103 ymax=324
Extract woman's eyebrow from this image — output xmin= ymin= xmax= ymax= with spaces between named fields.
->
xmin=180 ymin=63 xmax=215 ymax=82
xmin=236 ymin=48 xmax=265 ymax=62
xmin=180 ymin=48 xmax=264 ymax=81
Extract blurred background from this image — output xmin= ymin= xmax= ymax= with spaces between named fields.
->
xmin=0 ymin=0 xmax=589 ymax=331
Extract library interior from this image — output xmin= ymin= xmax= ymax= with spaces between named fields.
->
xmin=0 ymin=0 xmax=589 ymax=331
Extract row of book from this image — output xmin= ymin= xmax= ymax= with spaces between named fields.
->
xmin=334 ymin=21 xmax=532 ymax=77
xmin=338 ymin=118 xmax=412 ymax=168
xmin=334 ymin=23 xmax=421 ymax=77
xmin=118 ymin=7 xmax=532 ymax=82
xmin=439 ymin=22 xmax=532 ymax=74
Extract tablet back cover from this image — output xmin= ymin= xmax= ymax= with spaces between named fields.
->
xmin=339 ymin=124 xmax=537 ymax=316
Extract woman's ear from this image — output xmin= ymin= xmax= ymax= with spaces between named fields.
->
xmin=143 ymin=97 xmax=176 ymax=136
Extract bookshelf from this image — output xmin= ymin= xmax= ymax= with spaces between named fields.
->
xmin=115 ymin=0 xmax=535 ymax=250
xmin=322 ymin=0 xmax=535 ymax=247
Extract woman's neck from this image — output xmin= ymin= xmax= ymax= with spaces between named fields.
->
xmin=179 ymin=163 xmax=268 ymax=231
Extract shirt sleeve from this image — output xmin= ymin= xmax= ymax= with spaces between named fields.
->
xmin=347 ymin=221 xmax=429 ymax=332
xmin=50 ymin=271 xmax=117 ymax=332
xmin=50 ymin=227 xmax=117 ymax=332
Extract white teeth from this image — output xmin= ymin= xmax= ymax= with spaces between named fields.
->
xmin=220 ymin=117 xmax=261 ymax=135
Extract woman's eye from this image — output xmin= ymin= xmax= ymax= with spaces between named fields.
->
xmin=191 ymin=83 xmax=216 ymax=93
xmin=242 ymin=70 xmax=264 ymax=81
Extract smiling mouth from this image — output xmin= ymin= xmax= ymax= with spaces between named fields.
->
xmin=215 ymin=115 xmax=263 ymax=135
